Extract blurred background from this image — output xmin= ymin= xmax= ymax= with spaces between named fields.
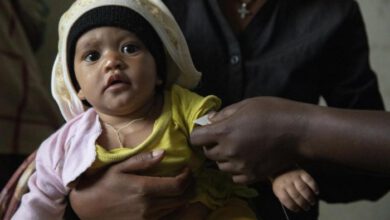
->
xmin=1 ymin=0 xmax=389 ymax=219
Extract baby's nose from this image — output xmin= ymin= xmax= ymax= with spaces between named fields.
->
xmin=104 ymin=52 xmax=125 ymax=72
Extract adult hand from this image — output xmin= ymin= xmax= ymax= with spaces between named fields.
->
xmin=69 ymin=150 xmax=192 ymax=220
xmin=191 ymin=97 xmax=310 ymax=184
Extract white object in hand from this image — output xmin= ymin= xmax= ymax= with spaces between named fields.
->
xmin=194 ymin=114 xmax=211 ymax=126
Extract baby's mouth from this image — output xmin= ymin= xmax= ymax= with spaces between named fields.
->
xmin=104 ymin=74 xmax=129 ymax=91
xmin=110 ymin=79 xmax=122 ymax=85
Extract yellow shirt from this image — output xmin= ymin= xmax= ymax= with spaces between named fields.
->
xmin=92 ymin=85 xmax=257 ymax=210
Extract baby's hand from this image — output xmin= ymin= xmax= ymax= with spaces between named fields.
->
xmin=272 ymin=169 xmax=319 ymax=212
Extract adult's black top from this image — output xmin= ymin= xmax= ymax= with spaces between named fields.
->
xmin=163 ymin=0 xmax=389 ymax=219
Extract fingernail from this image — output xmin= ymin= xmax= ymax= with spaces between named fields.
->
xmin=152 ymin=149 xmax=164 ymax=158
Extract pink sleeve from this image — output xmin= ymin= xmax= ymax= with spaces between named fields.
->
xmin=12 ymin=136 xmax=69 ymax=220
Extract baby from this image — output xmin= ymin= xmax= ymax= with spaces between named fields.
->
xmin=12 ymin=0 xmax=258 ymax=219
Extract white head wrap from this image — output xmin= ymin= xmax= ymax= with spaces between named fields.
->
xmin=51 ymin=0 xmax=201 ymax=121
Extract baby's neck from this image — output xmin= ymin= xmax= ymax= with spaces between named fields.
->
xmin=99 ymin=93 xmax=163 ymax=127
xmin=97 ymin=93 xmax=163 ymax=149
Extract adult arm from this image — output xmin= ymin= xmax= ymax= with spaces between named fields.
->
xmin=299 ymin=101 xmax=390 ymax=174
xmin=303 ymin=1 xmax=388 ymax=202
xmin=69 ymin=150 xmax=192 ymax=220
xmin=190 ymin=97 xmax=390 ymax=184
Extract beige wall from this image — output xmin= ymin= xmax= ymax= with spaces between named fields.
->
xmin=36 ymin=0 xmax=389 ymax=219
xmin=358 ymin=0 xmax=390 ymax=108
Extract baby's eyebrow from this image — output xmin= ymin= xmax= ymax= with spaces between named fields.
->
xmin=76 ymin=38 xmax=100 ymax=49
xmin=118 ymin=34 xmax=139 ymax=42
xmin=77 ymin=39 xmax=99 ymax=50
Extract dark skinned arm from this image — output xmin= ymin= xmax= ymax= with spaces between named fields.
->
xmin=190 ymin=97 xmax=390 ymax=184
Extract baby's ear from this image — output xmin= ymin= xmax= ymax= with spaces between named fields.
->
xmin=77 ymin=89 xmax=86 ymax=100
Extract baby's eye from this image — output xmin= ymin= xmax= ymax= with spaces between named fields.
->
xmin=121 ymin=44 xmax=140 ymax=54
xmin=84 ymin=51 xmax=100 ymax=62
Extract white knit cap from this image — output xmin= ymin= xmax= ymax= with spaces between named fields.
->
xmin=51 ymin=0 xmax=201 ymax=121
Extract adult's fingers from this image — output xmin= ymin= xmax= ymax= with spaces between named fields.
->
xmin=141 ymin=167 xmax=193 ymax=197
xmin=208 ymin=101 xmax=244 ymax=123
xmin=216 ymin=161 xmax=239 ymax=173
xmin=216 ymin=161 xmax=249 ymax=176
xmin=114 ymin=150 xmax=165 ymax=173
xmin=202 ymin=144 xmax=229 ymax=162
xmin=190 ymin=123 xmax=222 ymax=148
xmin=190 ymin=101 xmax=245 ymax=147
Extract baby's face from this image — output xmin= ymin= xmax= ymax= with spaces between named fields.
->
xmin=74 ymin=27 xmax=162 ymax=116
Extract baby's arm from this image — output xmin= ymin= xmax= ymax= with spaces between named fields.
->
xmin=271 ymin=169 xmax=319 ymax=212
xmin=12 ymin=141 xmax=68 ymax=220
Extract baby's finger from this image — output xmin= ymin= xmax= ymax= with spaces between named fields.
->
xmin=286 ymin=187 xmax=310 ymax=211
xmin=294 ymin=180 xmax=316 ymax=206
xmin=300 ymin=172 xmax=320 ymax=195
xmin=276 ymin=189 xmax=301 ymax=212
